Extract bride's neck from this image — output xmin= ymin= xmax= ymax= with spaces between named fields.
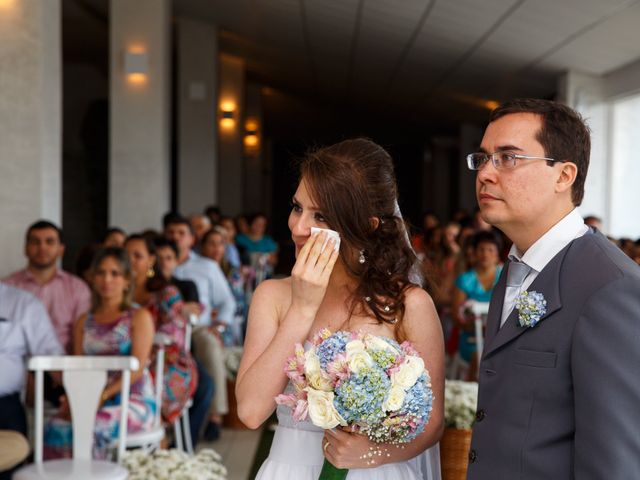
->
xmin=326 ymin=260 xmax=357 ymax=297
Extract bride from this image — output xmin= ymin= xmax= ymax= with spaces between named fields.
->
xmin=236 ymin=138 xmax=444 ymax=479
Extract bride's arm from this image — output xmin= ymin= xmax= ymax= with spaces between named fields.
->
xmin=236 ymin=233 xmax=339 ymax=429
xmin=323 ymin=287 xmax=445 ymax=468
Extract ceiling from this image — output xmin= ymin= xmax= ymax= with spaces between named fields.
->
xmin=174 ymin=0 xmax=640 ymax=122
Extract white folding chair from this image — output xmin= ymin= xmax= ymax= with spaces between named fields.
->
xmin=123 ymin=334 xmax=168 ymax=452
xmin=15 ymin=355 xmax=139 ymax=480
xmin=172 ymin=313 xmax=198 ymax=455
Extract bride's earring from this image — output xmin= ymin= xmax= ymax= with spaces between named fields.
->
xmin=358 ymin=250 xmax=366 ymax=264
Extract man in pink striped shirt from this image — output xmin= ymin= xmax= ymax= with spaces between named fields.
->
xmin=3 ymin=220 xmax=90 ymax=353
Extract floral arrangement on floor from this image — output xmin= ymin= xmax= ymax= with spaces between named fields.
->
xmin=224 ymin=346 xmax=244 ymax=380
xmin=275 ymin=328 xmax=434 ymax=480
xmin=444 ymin=380 xmax=478 ymax=430
xmin=122 ymin=448 xmax=228 ymax=480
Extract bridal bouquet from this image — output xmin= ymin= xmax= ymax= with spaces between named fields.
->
xmin=275 ymin=328 xmax=433 ymax=480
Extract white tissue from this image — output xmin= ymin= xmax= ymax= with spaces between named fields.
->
xmin=310 ymin=227 xmax=340 ymax=252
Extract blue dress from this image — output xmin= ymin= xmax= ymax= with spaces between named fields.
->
xmin=455 ymin=266 xmax=502 ymax=361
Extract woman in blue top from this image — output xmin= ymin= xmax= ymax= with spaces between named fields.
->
xmin=451 ymin=230 xmax=503 ymax=381
xmin=235 ymin=213 xmax=278 ymax=281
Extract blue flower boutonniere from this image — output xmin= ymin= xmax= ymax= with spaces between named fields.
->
xmin=515 ymin=291 xmax=547 ymax=328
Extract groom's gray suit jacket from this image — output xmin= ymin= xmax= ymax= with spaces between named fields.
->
xmin=467 ymin=229 xmax=640 ymax=480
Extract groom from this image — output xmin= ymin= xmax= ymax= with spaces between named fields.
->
xmin=466 ymin=98 xmax=640 ymax=479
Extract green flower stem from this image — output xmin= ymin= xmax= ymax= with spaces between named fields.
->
xmin=318 ymin=459 xmax=348 ymax=480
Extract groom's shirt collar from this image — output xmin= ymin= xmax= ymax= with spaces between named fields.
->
xmin=509 ymin=208 xmax=588 ymax=273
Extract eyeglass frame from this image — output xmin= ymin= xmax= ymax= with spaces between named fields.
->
xmin=466 ymin=151 xmax=563 ymax=171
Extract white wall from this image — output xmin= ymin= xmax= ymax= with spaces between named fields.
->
xmin=0 ymin=0 xmax=61 ymax=277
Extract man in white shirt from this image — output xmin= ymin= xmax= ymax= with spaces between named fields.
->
xmin=0 ymin=283 xmax=63 ymax=477
xmin=466 ymin=99 xmax=640 ymax=479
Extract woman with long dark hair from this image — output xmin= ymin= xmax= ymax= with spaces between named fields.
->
xmin=237 ymin=139 xmax=444 ymax=479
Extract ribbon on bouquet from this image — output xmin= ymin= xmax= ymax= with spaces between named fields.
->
xmin=319 ymin=459 xmax=348 ymax=480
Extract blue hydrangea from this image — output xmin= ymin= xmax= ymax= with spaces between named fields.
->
xmin=316 ymin=332 xmax=350 ymax=369
xmin=334 ymin=365 xmax=390 ymax=425
xmin=515 ymin=290 xmax=547 ymax=328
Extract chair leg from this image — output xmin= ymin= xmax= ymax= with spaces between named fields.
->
xmin=182 ymin=410 xmax=194 ymax=455
xmin=174 ymin=417 xmax=184 ymax=452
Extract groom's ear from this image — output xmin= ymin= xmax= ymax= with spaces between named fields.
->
xmin=555 ymin=161 xmax=578 ymax=195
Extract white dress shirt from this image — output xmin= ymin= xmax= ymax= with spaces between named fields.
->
xmin=174 ymin=251 xmax=237 ymax=327
xmin=0 ymin=283 xmax=64 ymax=396
xmin=500 ymin=208 xmax=589 ymax=326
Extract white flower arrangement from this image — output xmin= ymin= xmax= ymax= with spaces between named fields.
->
xmin=444 ymin=380 xmax=478 ymax=430
xmin=224 ymin=346 xmax=244 ymax=380
xmin=122 ymin=448 xmax=228 ymax=480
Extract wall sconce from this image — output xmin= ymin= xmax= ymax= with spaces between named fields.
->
xmin=220 ymin=101 xmax=236 ymax=129
xmin=243 ymin=119 xmax=260 ymax=152
xmin=124 ymin=48 xmax=148 ymax=86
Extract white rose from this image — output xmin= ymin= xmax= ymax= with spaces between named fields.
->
xmin=305 ymin=387 xmax=347 ymax=429
xmin=307 ymin=370 xmax=334 ymax=391
xmin=345 ymin=340 xmax=374 ymax=373
xmin=383 ymin=385 xmax=407 ymax=411
xmin=363 ymin=334 xmax=399 ymax=354
xmin=392 ymin=356 xmax=424 ymax=389
xmin=304 ymin=347 xmax=321 ymax=376
xmin=304 ymin=347 xmax=333 ymax=391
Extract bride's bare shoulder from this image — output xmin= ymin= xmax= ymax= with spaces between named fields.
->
xmin=251 ymin=276 xmax=292 ymax=308
xmin=403 ymin=286 xmax=439 ymax=325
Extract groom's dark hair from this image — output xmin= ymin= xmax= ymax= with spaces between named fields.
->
xmin=489 ymin=98 xmax=591 ymax=207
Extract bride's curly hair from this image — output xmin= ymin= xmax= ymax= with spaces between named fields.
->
xmin=299 ymin=138 xmax=428 ymax=340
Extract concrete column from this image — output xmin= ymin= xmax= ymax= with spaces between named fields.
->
xmin=0 ymin=0 xmax=61 ymax=277
xmin=177 ymin=18 xmax=218 ymax=215
xmin=243 ymin=83 xmax=267 ymax=215
xmin=110 ymin=0 xmax=170 ymax=232
xmin=218 ymin=54 xmax=245 ymax=216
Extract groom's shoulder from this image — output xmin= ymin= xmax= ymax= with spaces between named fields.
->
xmin=569 ymin=231 xmax=639 ymax=277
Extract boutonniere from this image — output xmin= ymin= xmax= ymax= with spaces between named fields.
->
xmin=515 ymin=291 xmax=547 ymax=328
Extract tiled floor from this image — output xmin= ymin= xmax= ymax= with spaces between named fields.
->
xmin=198 ymin=427 xmax=263 ymax=480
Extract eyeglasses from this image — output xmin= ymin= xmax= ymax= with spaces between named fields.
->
xmin=466 ymin=151 xmax=560 ymax=171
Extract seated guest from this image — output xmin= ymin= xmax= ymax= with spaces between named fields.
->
xmin=4 ymin=220 xmax=90 ymax=409
xmin=0 ymin=430 xmax=29 ymax=479
xmin=583 ymin=214 xmax=603 ymax=231
xmin=219 ymin=216 xmax=242 ymax=269
xmin=201 ymin=227 xmax=249 ymax=345
xmin=204 ymin=205 xmax=222 ymax=225
xmin=189 ymin=214 xmax=211 ymax=247
xmin=4 ymin=220 xmax=91 ymax=353
xmin=0 ymin=283 xmax=63 ymax=479
xmin=154 ymin=237 xmax=215 ymax=445
xmin=451 ymin=231 xmax=503 ymax=381
xmin=235 ymin=212 xmax=278 ymax=278
xmin=102 ymin=227 xmax=126 ymax=248
xmin=44 ymin=248 xmax=156 ymax=459
xmin=165 ymin=216 xmax=236 ymax=440
xmin=125 ymin=235 xmax=198 ymax=424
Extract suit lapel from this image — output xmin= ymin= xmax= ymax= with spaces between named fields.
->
xmin=482 ymin=242 xmax=567 ymax=359
xmin=482 ymin=263 xmax=508 ymax=353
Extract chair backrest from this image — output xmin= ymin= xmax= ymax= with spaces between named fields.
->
xmin=29 ymin=355 xmax=139 ymax=464
xmin=185 ymin=314 xmax=198 ymax=354
xmin=152 ymin=334 xmax=171 ymax=428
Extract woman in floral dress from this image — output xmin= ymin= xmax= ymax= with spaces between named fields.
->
xmin=44 ymin=247 xmax=156 ymax=459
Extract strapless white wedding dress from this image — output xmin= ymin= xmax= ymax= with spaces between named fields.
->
xmin=255 ymin=390 xmax=441 ymax=479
